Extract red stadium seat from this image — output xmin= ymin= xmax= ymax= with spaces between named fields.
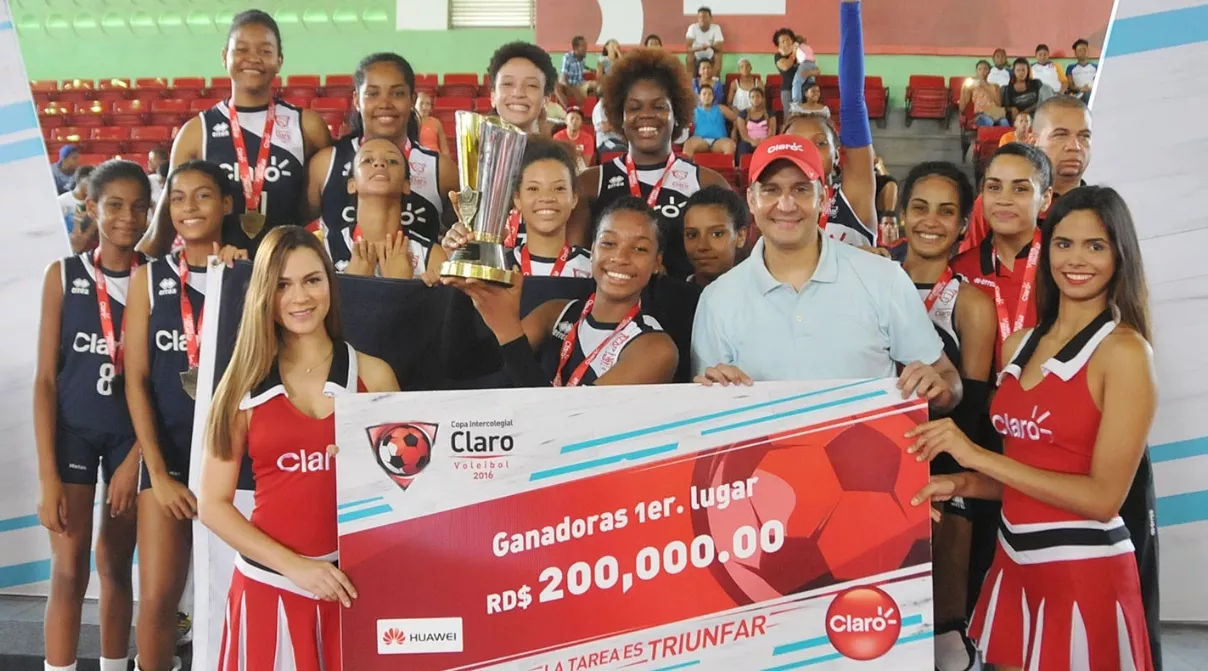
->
xmin=131 ymin=89 xmax=165 ymax=105
xmin=434 ymin=96 xmax=473 ymax=111
xmin=149 ymin=99 xmax=189 ymax=126
xmin=694 ymin=152 xmax=738 ymax=186
xmin=581 ymin=96 xmax=598 ymax=116
xmin=92 ymin=127 xmax=131 ymax=141
xmin=905 ymin=75 xmax=950 ymax=127
xmin=282 ymin=89 xmax=318 ymax=108
xmin=473 ymin=97 xmax=493 ymax=112
xmin=415 ymin=74 xmax=439 ymax=95
xmin=286 ymin=74 xmax=321 ymax=89
xmin=78 ymin=153 xmax=108 ymax=166
xmin=32 ymin=93 xmax=52 ymax=109
xmin=311 ymin=97 xmax=350 ymax=114
xmin=864 ymin=76 xmax=888 ymax=127
xmin=68 ymin=101 xmax=110 ymax=127
xmin=738 ymin=153 xmax=753 ymax=190
xmin=97 ymin=78 xmax=131 ymax=91
xmin=725 ymin=73 xmax=741 ymax=86
xmin=433 ymin=109 xmax=458 ymax=135
xmin=975 ymin=126 xmax=1012 ymax=171
xmin=40 ymin=101 xmax=71 ymax=118
xmin=766 ymin=74 xmax=783 ymax=89
xmin=131 ymin=126 xmax=173 ymax=141
xmin=173 ymin=77 xmax=207 ymax=91
xmin=440 ymin=73 xmax=480 ymax=98
xmin=57 ymin=90 xmax=91 ymax=106
xmin=318 ymin=111 xmax=345 ymax=129
xmin=39 ymin=115 xmax=64 ymax=129
xmin=110 ymin=99 xmax=146 ymax=126
xmin=135 ymin=77 xmax=169 ymax=90
xmin=189 ymin=98 xmax=221 ymax=114
xmin=324 ymin=74 xmax=354 ymax=99
xmin=949 ymin=76 xmax=965 ymax=107
xmin=30 ymin=80 xmax=58 ymax=94
xmin=89 ymin=127 xmax=131 ymax=155
xmin=50 ymin=126 xmax=86 ymax=143
xmin=62 ymin=79 xmax=95 ymax=91
xmin=208 ymin=76 xmax=233 ymax=96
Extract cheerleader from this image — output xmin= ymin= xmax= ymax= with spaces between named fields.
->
xmin=33 ymin=160 xmax=152 ymax=671
xmin=909 ymin=186 xmax=1156 ymax=671
xmin=323 ymin=138 xmax=441 ymax=280
xmin=443 ymin=196 xmax=678 ymax=387
xmin=566 ymin=47 xmax=731 ymax=280
xmin=142 ymin=10 xmax=333 ymax=257
xmin=783 ymin=0 xmax=879 ymax=249
xmin=198 ymin=226 xmax=398 ymax=670
xmin=305 ymin=52 xmax=457 ymax=248
xmin=124 ymin=161 xmax=246 ymax=671
xmin=509 ymin=138 xmax=592 ymax=278
xmin=896 ymin=161 xmax=996 ymax=671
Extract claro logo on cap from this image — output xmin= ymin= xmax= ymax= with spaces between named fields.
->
xmin=765 ymin=142 xmax=805 ymax=154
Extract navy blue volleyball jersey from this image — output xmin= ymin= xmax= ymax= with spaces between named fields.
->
xmin=318 ymin=135 xmax=445 ymax=244
xmin=824 ymin=185 xmax=877 ymax=248
xmin=146 ymin=252 xmax=207 ymax=437
xmin=57 ymin=253 xmax=144 ymax=434
xmin=539 ymin=298 xmax=665 ymax=386
xmin=199 ymin=100 xmax=308 ymax=252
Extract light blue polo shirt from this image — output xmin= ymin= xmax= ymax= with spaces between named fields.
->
xmin=691 ymin=236 xmax=943 ymax=381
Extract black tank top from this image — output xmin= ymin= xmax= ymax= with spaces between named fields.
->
xmin=199 ymin=100 xmax=308 ymax=252
xmin=146 ymin=252 xmax=206 ymax=436
xmin=825 ymin=185 xmax=877 ymax=248
xmin=57 ymin=254 xmax=144 ymax=435
xmin=593 ymin=155 xmax=702 ymax=280
xmin=540 ymin=298 xmax=664 ymax=386
xmin=319 ymin=135 xmax=444 ymax=244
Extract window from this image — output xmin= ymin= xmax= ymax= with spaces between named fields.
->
xmin=450 ymin=0 xmax=533 ymax=28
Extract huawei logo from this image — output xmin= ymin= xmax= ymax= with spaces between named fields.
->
xmin=382 ymin=627 xmax=406 ymax=646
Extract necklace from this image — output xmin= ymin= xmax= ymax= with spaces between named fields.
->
xmin=284 ymin=347 xmax=334 ymax=374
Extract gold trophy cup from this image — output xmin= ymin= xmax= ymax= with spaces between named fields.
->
xmin=440 ymin=111 xmax=528 ymax=285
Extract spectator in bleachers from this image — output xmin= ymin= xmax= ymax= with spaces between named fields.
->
xmin=682 ymin=185 xmax=749 ymax=287
xmin=1067 ymin=38 xmax=1097 ymax=103
xmin=488 ymin=41 xmax=559 ymax=137
xmin=874 ymin=156 xmax=899 ymax=243
xmin=774 ymin=28 xmax=800 ymax=113
xmin=692 ymin=60 xmax=725 ymax=102
xmin=553 ymin=106 xmax=595 ymax=170
xmin=306 ymin=52 xmax=457 ymax=252
xmin=558 ymin=35 xmax=591 ymax=108
xmin=783 ymin=0 xmax=878 ymax=249
xmin=791 ymin=34 xmax=822 ymax=104
xmin=736 ymin=88 xmax=774 ymax=157
xmin=415 ymin=91 xmax=450 ymax=155
xmin=684 ymin=85 xmax=737 ymax=158
xmin=598 ymin=39 xmax=622 ymax=79
xmin=960 ymin=60 xmax=1007 ymax=127
xmin=999 ymin=111 xmax=1031 ymax=147
xmin=1031 ymin=43 xmax=1068 ymax=96
xmin=58 ymin=165 xmax=95 ymax=229
xmin=141 ymin=9 xmax=333 ymax=258
xmin=146 ymin=147 xmax=168 ymax=203
xmin=685 ymin=7 xmax=724 ymax=72
xmin=591 ymin=99 xmax=627 ymax=155
xmin=65 ymin=167 xmax=99 ymax=254
xmin=644 ymin=34 xmax=663 ymax=49
xmin=988 ymin=48 xmax=1013 ymax=87
xmin=690 ymin=138 xmax=962 ymax=411
xmin=727 ymin=58 xmax=762 ymax=112
xmin=1002 ymin=57 xmax=1043 ymax=123
xmin=51 ymin=144 xmax=80 ymax=194
xmin=792 ymin=78 xmax=830 ymax=117
xmin=567 ymin=47 xmax=730 ymax=279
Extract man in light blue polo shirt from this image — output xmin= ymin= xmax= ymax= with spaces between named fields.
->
xmin=691 ymin=136 xmax=962 ymax=413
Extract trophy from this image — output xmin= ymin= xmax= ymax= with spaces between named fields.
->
xmin=440 ymin=111 xmax=528 ymax=285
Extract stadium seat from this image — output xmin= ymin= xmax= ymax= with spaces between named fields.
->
xmin=905 ymin=75 xmax=949 ymax=127
xmin=50 ymin=126 xmax=86 ymax=143
xmin=61 ymin=79 xmax=95 ymax=91
xmin=581 ymin=96 xmax=598 ymax=116
xmin=110 ymin=99 xmax=146 ymax=126
xmin=173 ymin=77 xmax=207 ymax=92
xmin=57 ymin=90 xmax=91 ymax=106
xmin=324 ymin=74 xmax=354 ymax=98
xmin=440 ymin=73 xmax=480 ymax=98
xmin=318 ymin=111 xmax=346 ymax=129
xmin=725 ymin=73 xmax=741 ymax=86
xmin=864 ymin=76 xmax=889 ymax=128
xmin=149 ymin=99 xmax=189 ymax=126
xmin=975 ymin=126 xmax=1012 ymax=171
xmin=766 ymin=74 xmax=783 ymax=90
xmin=433 ymin=109 xmax=458 ymax=135
xmin=473 ymin=97 xmax=493 ymax=112
xmin=89 ymin=127 xmax=131 ymax=155
xmin=949 ymin=76 xmax=965 ymax=108
xmin=78 ymin=153 xmax=108 ymax=166
xmin=415 ymin=74 xmax=439 ymax=95
xmin=32 ymin=93 xmax=52 ymax=109
xmin=131 ymin=88 xmax=166 ymax=105
xmin=40 ymin=101 xmax=71 ymax=118
xmin=738 ymin=153 xmax=753 ymax=190
xmin=282 ymin=89 xmax=318 ymax=108
xmin=128 ymin=126 xmax=172 ymax=153
xmin=693 ymin=152 xmax=738 ymax=187
xmin=434 ymin=96 xmax=473 ymax=111
xmin=30 ymin=80 xmax=58 ymax=95
xmin=135 ymin=77 xmax=169 ymax=90
xmin=286 ymin=74 xmax=321 ymax=89
xmin=68 ymin=101 xmax=110 ymax=127
xmin=39 ymin=115 xmax=64 ymax=129
xmin=311 ymin=97 xmax=351 ymax=114
xmin=189 ymin=98 xmax=220 ymax=114
xmin=208 ymin=76 xmax=233 ymax=97
xmin=95 ymin=79 xmax=131 ymax=103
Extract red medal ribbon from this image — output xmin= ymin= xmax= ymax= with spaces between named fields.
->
xmin=992 ymin=228 xmax=1042 ymax=342
xmin=92 ymin=250 xmax=140 ymax=375
xmin=553 ymin=294 xmax=642 ymax=387
xmin=521 ymin=244 xmax=571 ymax=277
xmin=226 ymin=99 xmax=276 ymax=215
xmin=177 ymin=252 xmax=203 ymax=370
xmin=626 ymin=152 xmax=677 ymax=209
xmin=504 ymin=209 xmax=522 ymax=248
xmin=923 ymin=267 xmax=955 ymax=313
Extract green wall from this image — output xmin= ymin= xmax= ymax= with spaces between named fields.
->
xmin=12 ymin=1 xmax=1083 ymax=106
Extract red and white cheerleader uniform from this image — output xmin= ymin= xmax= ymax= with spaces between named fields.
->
xmin=218 ymin=340 xmax=364 ymax=671
xmin=968 ymin=311 xmax=1153 ymax=671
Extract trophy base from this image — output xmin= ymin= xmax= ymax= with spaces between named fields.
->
xmin=440 ymin=260 xmax=517 ymax=286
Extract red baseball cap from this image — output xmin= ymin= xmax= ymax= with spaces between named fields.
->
xmin=748 ymin=134 xmax=826 ymax=184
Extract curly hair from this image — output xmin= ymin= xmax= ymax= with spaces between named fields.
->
xmin=488 ymin=42 xmax=558 ymax=96
xmin=600 ymin=48 xmax=695 ymax=137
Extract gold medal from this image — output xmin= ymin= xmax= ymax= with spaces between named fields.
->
xmin=240 ymin=211 xmax=266 ymax=239
xmin=180 ymin=367 xmax=199 ymax=400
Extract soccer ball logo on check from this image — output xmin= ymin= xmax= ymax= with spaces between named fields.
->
xmin=367 ymin=422 xmax=437 ymax=490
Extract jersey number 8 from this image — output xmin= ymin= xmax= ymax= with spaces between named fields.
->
xmin=97 ymin=362 xmax=116 ymax=396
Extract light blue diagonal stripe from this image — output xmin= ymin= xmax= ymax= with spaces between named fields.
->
xmin=0 ymin=101 xmax=38 ymax=136
xmin=763 ymin=625 xmax=931 ymax=670
xmin=1105 ymin=4 xmax=1208 ymax=57
xmin=337 ymin=503 xmax=392 ymax=524
xmin=1151 ymin=436 xmax=1208 ymax=463
xmin=701 ymin=390 xmax=888 ymax=436
xmin=0 ymin=136 xmax=47 ymax=166
xmin=338 ymin=495 xmax=385 ymax=510
xmin=651 ymin=662 xmax=700 ymax=671
xmin=0 ymin=21 xmax=12 ymax=32
xmin=530 ymin=442 xmax=679 ymax=481
xmin=772 ymin=613 xmax=924 ymax=656
xmin=0 ymin=514 xmax=40 ymax=533
xmin=559 ymin=379 xmax=879 ymax=454
xmin=1157 ymin=489 xmax=1208 ymax=528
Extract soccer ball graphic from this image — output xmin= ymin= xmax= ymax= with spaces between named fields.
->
xmin=374 ymin=424 xmax=432 ymax=478
xmin=689 ymin=411 xmax=931 ymax=604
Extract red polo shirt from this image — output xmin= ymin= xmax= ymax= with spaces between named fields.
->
xmin=950 ymin=231 xmax=1040 ymax=363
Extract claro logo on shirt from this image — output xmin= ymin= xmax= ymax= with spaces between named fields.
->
xmin=376 ymin=618 xmax=463 ymax=655
xmin=276 ymin=449 xmax=334 ymax=473
xmin=992 ymin=405 xmax=1054 ymax=442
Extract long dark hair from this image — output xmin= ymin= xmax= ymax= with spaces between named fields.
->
xmin=1034 ymin=186 xmax=1151 ymax=341
xmin=345 ymin=52 xmax=420 ymax=143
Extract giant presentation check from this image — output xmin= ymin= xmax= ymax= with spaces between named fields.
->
xmin=335 ymin=380 xmax=934 ymax=670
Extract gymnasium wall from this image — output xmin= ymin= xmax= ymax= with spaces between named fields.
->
xmin=11 ymin=0 xmax=1103 ymax=107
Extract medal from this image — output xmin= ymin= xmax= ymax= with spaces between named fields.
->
xmin=226 ymin=100 xmax=276 ymax=240
xmin=92 ymin=250 xmax=140 ymax=376
xmin=177 ymin=252 xmax=203 ymax=399
xmin=553 ymin=294 xmax=642 ymax=387
xmin=521 ymin=244 xmax=570 ymax=277
xmin=625 ymin=152 xmax=677 ymax=209
xmin=179 ymin=368 xmax=199 ymax=400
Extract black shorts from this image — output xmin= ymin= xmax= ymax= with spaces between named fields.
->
xmin=56 ymin=424 xmax=136 ymax=485
xmin=138 ymin=426 xmax=193 ymax=491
